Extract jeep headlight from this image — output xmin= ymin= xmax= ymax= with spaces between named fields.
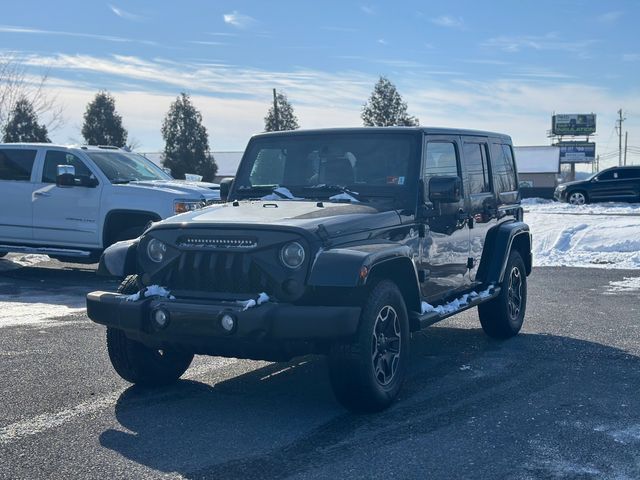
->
xmin=280 ymin=241 xmax=305 ymax=269
xmin=147 ymin=238 xmax=167 ymax=263
xmin=174 ymin=200 xmax=204 ymax=214
xmin=556 ymin=184 xmax=566 ymax=191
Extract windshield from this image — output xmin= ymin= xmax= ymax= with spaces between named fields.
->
xmin=86 ymin=151 xmax=172 ymax=183
xmin=234 ymin=133 xmax=417 ymax=200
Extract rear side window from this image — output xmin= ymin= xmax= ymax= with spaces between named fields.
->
xmin=42 ymin=150 xmax=93 ymax=183
xmin=490 ymin=143 xmax=517 ymax=193
xmin=0 ymin=149 xmax=37 ymax=181
xmin=464 ymin=143 xmax=491 ymax=194
xmin=598 ymin=170 xmax=617 ymax=180
xmin=618 ymin=169 xmax=640 ymax=180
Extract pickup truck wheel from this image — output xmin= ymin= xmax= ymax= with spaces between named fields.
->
xmin=105 ymin=274 xmax=193 ymax=386
xmin=328 ymin=280 xmax=409 ymax=412
xmin=478 ymin=250 xmax=527 ymax=339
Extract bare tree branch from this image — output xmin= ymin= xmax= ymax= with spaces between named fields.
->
xmin=0 ymin=54 xmax=65 ymax=134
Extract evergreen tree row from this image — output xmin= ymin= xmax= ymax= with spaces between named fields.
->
xmin=2 ymin=76 xmax=418 ymax=180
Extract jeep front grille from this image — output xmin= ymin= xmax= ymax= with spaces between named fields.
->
xmin=162 ymin=251 xmax=271 ymax=294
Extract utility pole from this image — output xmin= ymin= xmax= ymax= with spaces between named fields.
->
xmin=616 ymin=109 xmax=625 ymax=166
xmin=624 ymin=131 xmax=628 ymax=166
xmin=272 ymin=88 xmax=280 ymax=131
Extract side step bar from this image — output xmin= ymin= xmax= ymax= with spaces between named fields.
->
xmin=410 ymin=286 xmax=502 ymax=330
xmin=0 ymin=244 xmax=93 ymax=258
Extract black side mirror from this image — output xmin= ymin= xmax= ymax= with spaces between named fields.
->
xmin=219 ymin=177 xmax=234 ymax=202
xmin=428 ymin=176 xmax=462 ymax=203
xmin=56 ymin=165 xmax=76 ymax=187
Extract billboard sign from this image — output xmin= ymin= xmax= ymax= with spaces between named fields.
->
xmin=557 ymin=142 xmax=596 ymax=163
xmin=552 ymin=114 xmax=596 ymax=136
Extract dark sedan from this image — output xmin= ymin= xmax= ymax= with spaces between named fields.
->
xmin=554 ymin=166 xmax=640 ymax=205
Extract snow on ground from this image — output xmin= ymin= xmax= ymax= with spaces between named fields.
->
xmin=606 ymin=277 xmax=640 ymax=293
xmin=0 ymin=282 xmax=86 ymax=328
xmin=0 ymin=254 xmax=50 ymax=272
xmin=524 ymin=199 xmax=640 ymax=269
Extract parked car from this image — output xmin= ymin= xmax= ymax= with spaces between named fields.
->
xmin=87 ymin=127 xmax=532 ymax=412
xmin=0 ymin=144 xmax=220 ymax=263
xmin=554 ymin=166 xmax=640 ymax=205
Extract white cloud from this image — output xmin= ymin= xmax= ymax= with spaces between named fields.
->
xmin=360 ymin=5 xmax=375 ymax=15
xmin=13 ymin=52 xmax=640 ymax=155
xmin=0 ymin=24 xmax=157 ymax=45
xmin=377 ymin=38 xmax=388 ymax=45
xmin=431 ymin=15 xmax=464 ymax=28
xmin=597 ymin=11 xmax=623 ymax=23
xmin=223 ymin=11 xmax=256 ymax=29
xmin=622 ymin=53 xmax=640 ymax=62
xmin=482 ymin=33 xmax=596 ymax=53
xmin=108 ymin=4 xmax=144 ymax=22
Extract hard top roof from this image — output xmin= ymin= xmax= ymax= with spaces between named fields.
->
xmin=252 ymin=126 xmax=512 ymax=141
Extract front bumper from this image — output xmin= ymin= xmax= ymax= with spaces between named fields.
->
xmin=553 ymin=188 xmax=567 ymax=201
xmin=86 ymin=291 xmax=361 ymax=345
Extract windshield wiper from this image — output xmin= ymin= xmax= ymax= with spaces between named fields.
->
xmin=111 ymin=178 xmax=132 ymax=184
xmin=302 ymin=184 xmax=363 ymax=202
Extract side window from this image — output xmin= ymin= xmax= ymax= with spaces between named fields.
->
xmin=619 ymin=169 xmax=640 ymax=180
xmin=0 ymin=149 xmax=37 ymax=181
xmin=464 ymin=143 xmax=491 ymax=194
xmin=597 ymin=170 xmax=616 ymax=181
xmin=249 ymin=148 xmax=286 ymax=186
xmin=42 ymin=150 xmax=93 ymax=184
xmin=489 ymin=143 xmax=517 ymax=193
xmin=424 ymin=142 xmax=459 ymax=188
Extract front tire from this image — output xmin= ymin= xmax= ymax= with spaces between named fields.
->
xmin=105 ymin=275 xmax=193 ymax=386
xmin=328 ymin=280 xmax=410 ymax=412
xmin=478 ymin=250 xmax=527 ymax=339
xmin=568 ymin=190 xmax=588 ymax=205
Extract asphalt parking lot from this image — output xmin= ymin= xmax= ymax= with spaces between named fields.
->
xmin=1 ymin=260 xmax=639 ymax=479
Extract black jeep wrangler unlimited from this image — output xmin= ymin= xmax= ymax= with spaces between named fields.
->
xmin=87 ymin=127 xmax=531 ymax=412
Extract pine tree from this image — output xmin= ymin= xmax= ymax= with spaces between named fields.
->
xmin=264 ymin=91 xmax=300 ymax=132
xmin=81 ymin=91 xmax=128 ymax=147
xmin=361 ymin=76 xmax=419 ymax=127
xmin=161 ymin=93 xmax=217 ymax=181
xmin=2 ymin=97 xmax=50 ymax=143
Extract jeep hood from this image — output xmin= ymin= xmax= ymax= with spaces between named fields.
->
xmin=156 ymin=200 xmax=402 ymax=237
xmin=120 ymin=180 xmax=220 ymax=200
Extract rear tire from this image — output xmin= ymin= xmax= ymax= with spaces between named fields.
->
xmin=328 ymin=280 xmax=410 ymax=412
xmin=478 ymin=250 xmax=527 ymax=339
xmin=105 ymin=274 xmax=193 ymax=386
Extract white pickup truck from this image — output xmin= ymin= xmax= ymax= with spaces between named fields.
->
xmin=0 ymin=143 xmax=220 ymax=263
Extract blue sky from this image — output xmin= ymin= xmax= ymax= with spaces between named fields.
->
xmin=1 ymin=0 xmax=639 ymax=165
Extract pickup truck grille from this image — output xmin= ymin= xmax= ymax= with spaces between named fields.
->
xmin=162 ymin=251 xmax=272 ymax=294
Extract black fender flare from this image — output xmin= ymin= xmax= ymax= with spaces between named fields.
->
xmin=97 ymin=238 xmax=139 ymax=277
xmin=476 ymin=221 xmax=532 ymax=285
xmin=307 ymin=244 xmax=421 ymax=313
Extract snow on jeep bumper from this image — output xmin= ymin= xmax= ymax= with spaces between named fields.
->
xmin=86 ymin=291 xmax=361 ymax=343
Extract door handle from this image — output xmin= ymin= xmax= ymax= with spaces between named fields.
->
xmin=34 ymin=191 xmax=51 ymax=197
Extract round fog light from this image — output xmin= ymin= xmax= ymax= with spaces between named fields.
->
xmin=220 ymin=313 xmax=236 ymax=332
xmin=152 ymin=309 xmax=169 ymax=329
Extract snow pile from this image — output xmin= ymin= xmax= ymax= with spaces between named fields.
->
xmin=0 ymin=254 xmax=50 ymax=272
xmin=329 ymin=192 xmax=360 ymax=203
xmin=261 ymin=187 xmax=301 ymax=201
xmin=606 ymin=277 xmax=640 ymax=293
xmin=525 ymin=200 xmax=640 ymax=269
xmin=421 ymin=285 xmax=494 ymax=315
xmin=125 ymin=285 xmax=175 ymax=301
xmin=237 ymin=292 xmax=270 ymax=311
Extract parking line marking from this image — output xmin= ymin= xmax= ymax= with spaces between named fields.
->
xmin=0 ymin=358 xmax=240 ymax=445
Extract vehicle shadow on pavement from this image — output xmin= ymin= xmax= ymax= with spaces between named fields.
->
xmin=99 ymin=327 xmax=640 ymax=480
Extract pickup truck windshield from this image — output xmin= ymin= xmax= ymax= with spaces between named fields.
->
xmin=86 ymin=151 xmax=171 ymax=183
xmin=234 ymin=133 xmax=417 ymax=200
